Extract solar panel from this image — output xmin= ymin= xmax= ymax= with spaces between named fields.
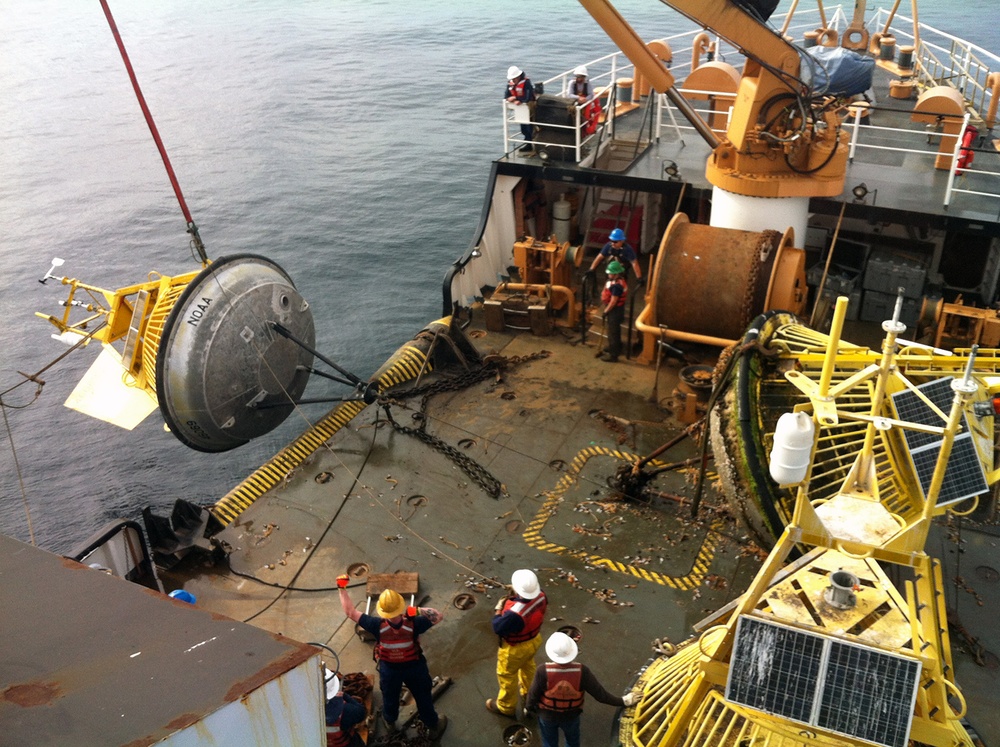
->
xmin=727 ymin=616 xmax=921 ymax=747
xmin=890 ymin=377 xmax=988 ymax=507
xmin=726 ymin=616 xmax=823 ymax=723
xmin=818 ymin=640 xmax=921 ymax=747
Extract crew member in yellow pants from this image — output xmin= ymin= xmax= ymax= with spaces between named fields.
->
xmin=486 ymin=569 xmax=548 ymax=717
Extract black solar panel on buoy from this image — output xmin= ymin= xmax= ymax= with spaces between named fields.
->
xmin=890 ymin=377 xmax=988 ymax=506
xmin=726 ymin=616 xmax=921 ymax=747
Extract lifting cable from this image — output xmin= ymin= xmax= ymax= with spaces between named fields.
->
xmin=99 ymin=0 xmax=208 ymax=265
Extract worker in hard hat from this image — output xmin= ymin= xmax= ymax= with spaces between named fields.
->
xmin=567 ymin=65 xmax=602 ymax=136
xmin=505 ymin=65 xmax=536 ymax=153
xmin=600 ymin=260 xmax=628 ymax=363
xmin=338 ymin=578 xmax=447 ymax=738
xmin=323 ymin=668 xmax=366 ymax=747
xmin=567 ymin=65 xmax=592 ymax=103
xmin=486 ymin=569 xmax=548 ymax=718
xmin=525 ymin=632 xmax=640 ymax=747
xmin=588 ymin=227 xmax=642 ymax=282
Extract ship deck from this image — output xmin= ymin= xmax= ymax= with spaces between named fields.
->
xmin=163 ymin=321 xmax=766 ymax=743
xmin=162 ymin=312 xmax=1000 ymax=745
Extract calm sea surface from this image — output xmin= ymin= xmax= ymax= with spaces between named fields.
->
xmin=0 ymin=0 xmax=995 ymax=551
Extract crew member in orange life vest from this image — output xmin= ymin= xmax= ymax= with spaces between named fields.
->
xmin=339 ymin=578 xmax=448 ymax=738
xmin=505 ymin=65 xmax=536 ymax=152
xmin=600 ymin=260 xmax=628 ymax=363
xmin=486 ymin=569 xmax=548 ymax=718
xmin=323 ymin=668 xmax=365 ymax=747
xmin=525 ymin=632 xmax=639 ymax=747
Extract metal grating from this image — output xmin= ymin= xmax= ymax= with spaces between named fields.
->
xmin=890 ymin=377 xmax=988 ymax=506
xmin=726 ymin=616 xmax=920 ymax=747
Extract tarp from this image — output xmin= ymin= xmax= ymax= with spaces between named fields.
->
xmin=731 ymin=0 xmax=780 ymax=22
xmin=801 ymin=46 xmax=876 ymax=97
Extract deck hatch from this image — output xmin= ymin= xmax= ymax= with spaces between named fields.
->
xmin=726 ymin=616 xmax=920 ymax=747
xmin=890 ymin=377 xmax=988 ymax=506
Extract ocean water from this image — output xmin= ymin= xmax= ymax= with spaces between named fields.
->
xmin=0 ymin=0 xmax=995 ymax=551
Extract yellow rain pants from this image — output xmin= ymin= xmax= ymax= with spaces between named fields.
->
xmin=495 ymin=635 xmax=542 ymax=714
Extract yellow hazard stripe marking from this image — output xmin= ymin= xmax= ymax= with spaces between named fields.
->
xmin=211 ymin=346 xmax=430 ymax=526
xmin=523 ymin=445 xmax=723 ymax=590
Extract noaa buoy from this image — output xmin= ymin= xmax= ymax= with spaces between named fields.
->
xmin=155 ymin=254 xmax=315 ymax=452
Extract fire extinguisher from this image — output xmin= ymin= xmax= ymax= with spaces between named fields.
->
xmin=956 ymin=124 xmax=978 ymax=174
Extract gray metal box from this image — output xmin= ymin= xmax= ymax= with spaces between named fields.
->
xmin=860 ymin=290 xmax=920 ymax=326
xmin=863 ymin=249 xmax=927 ymax=299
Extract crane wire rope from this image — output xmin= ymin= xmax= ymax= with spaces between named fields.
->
xmin=98 ymin=0 xmax=208 ymax=265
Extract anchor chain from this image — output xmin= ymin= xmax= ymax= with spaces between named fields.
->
xmin=379 ymin=351 xmax=549 ymax=499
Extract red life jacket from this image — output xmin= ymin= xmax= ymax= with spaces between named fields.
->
xmin=326 ymin=721 xmax=351 ymax=747
xmin=601 ymin=278 xmax=627 ymax=308
xmin=325 ymin=698 xmax=353 ymax=747
xmin=539 ymin=662 xmax=585 ymax=712
xmin=376 ymin=619 xmax=422 ymax=663
xmin=509 ymin=78 xmax=532 ymax=102
xmin=501 ymin=591 xmax=548 ymax=643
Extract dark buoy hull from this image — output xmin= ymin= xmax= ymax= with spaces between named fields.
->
xmin=155 ymin=254 xmax=314 ymax=452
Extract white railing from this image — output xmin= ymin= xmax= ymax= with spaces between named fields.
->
xmin=502 ymin=2 xmax=999 ymax=183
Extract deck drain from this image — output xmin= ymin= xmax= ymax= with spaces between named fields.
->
xmin=452 ymin=593 xmax=477 ymax=610
xmin=557 ymin=624 xmax=582 ymax=642
xmin=500 ymin=391 xmax=516 ymax=400
xmin=505 ymin=519 xmax=525 ymax=533
xmin=975 ymin=565 xmax=1000 ymax=583
xmin=503 ymin=724 xmax=533 ymax=746
xmin=548 ymin=459 xmax=566 ymax=472
xmin=406 ymin=495 xmax=428 ymax=507
xmin=468 ymin=329 xmax=486 ymax=339
xmin=314 ymin=471 xmax=334 ymax=484
xmin=346 ymin=562 xmax=370 ymax=578
xmin=458 ymin=438 xmax=477 ymax=450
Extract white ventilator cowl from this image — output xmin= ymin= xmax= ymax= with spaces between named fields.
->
xmin=507 ymin=65 xmax=523 ymax=80
xmin=545 ymin=632 xmax=579 ymax=664
xmin=511 ymin=569 xmax=541 ymax=599
xmin=573 ymin=65 xmax=588 ymax=76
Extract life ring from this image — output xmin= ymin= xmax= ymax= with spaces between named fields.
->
xmin=957 ymin=124 xmax=978 ymax=173
xmin=582 ymin=99 xmax=602 ymax=136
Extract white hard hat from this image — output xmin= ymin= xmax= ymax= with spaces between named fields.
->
xmin=545 ymin=632 xmax=579 ymax=664
xmin=573 ymin=65 xmax=588 ymax=77
xmin=507 ymin=65 xmax=523 ymax=80
xmin=511 ymin=569 xmax=541 ymax=599
xmin=324 ymin=667 xmax=341 ymax=701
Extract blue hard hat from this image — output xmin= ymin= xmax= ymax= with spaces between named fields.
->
xmin=169 ymin=589 xmax=197 ymax=604
xmin=609 ymin=228 xmax=625 ymax=242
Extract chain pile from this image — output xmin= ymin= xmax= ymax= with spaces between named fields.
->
xmin=380 ymin=351 xmax=550 ymax=499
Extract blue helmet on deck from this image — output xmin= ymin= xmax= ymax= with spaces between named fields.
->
xmin=169 ymin=589 xmax=197 ymax=604
xmin=609 ymin=228 xmax=625 ymax=242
